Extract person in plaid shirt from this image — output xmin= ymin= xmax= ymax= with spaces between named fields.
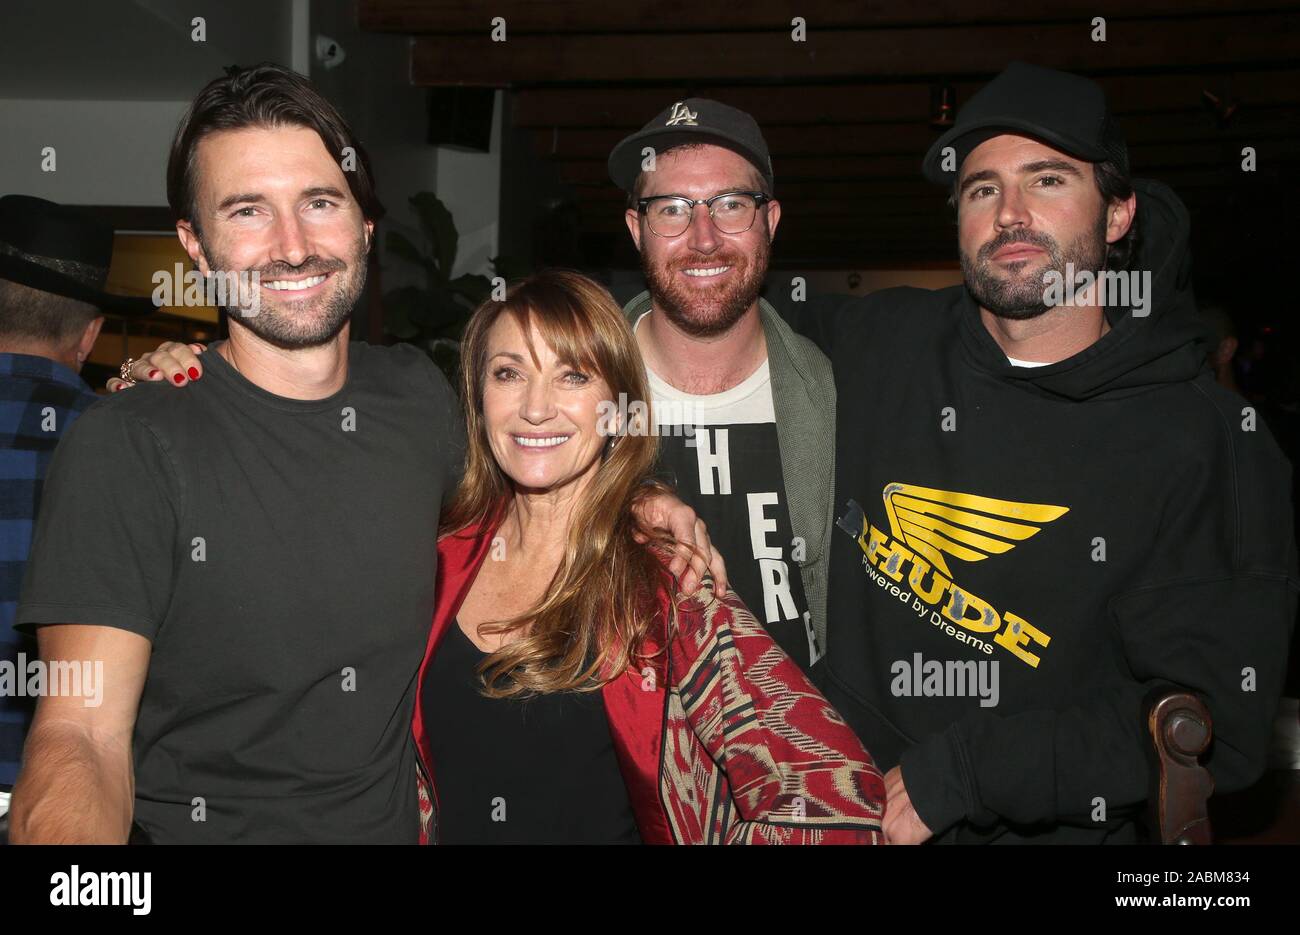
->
xmin=0 ymin=195 xmax=153 ymax=786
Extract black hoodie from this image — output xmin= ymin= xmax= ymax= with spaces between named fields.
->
xmin=790 ymin=180 xmax=1298 ymax=843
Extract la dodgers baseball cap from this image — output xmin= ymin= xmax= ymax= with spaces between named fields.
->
xmin=608 ymin=98 xmax=775 ymax=193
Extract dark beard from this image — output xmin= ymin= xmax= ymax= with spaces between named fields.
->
xmin=640 ymin=236 xmax=770 ymax=338
xmin=200 ymin=234 xmax=367 ymax=349
xmin=962 ymin=214 xmax=1108 ymax=321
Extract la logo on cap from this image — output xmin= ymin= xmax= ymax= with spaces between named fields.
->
xmin=665 ymin=102 xmax=698 ymax=126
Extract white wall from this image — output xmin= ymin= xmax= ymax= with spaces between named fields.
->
xmin=0 ymin=0 xmax=303 ymax=210
xmin=0 ymin=99 xmax=188 ymax=208
xmin=1 ymin=0 xmax=503 ymax=290
xmin=433 ymin=91 xmax=503 ymax=280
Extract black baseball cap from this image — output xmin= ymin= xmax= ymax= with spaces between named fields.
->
xmin=922 ymin=62 xmax=1129 ymax=186
xmin=607 ymin=98 xmax=775 ymax=193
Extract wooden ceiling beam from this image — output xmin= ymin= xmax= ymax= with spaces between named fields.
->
xmin=569 ymin=176 xmax=1276 ymax=207
xmin=553 ymin=143 xmax=1298 ymax=184
xmin=572 ymin=185 xmax=1250 ymax=221
xmin=362 ymin=0 xmax=1299 ymax=34
xmin=555 ymin=154 xmax=924 ymax=183
xmin=530 ymin=109 xmax=1300 ymax=160
xmin=411 ymin=14 xmax=1300 ymax=85
xmin=570 ymin=180 xmax=948 ymax=201
xmin=511 ymin=70 xmax=1300 ymax=127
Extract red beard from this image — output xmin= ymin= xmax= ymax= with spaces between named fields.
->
xmin=640 ymin=242 xmax=770 ymax=338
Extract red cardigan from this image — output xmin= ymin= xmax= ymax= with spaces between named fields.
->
xmin=413 ymin=519 xmax=886 ymax=844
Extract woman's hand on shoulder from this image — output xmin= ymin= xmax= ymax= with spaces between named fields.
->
xmin=107 ymin=342 xmax=207 ymax=392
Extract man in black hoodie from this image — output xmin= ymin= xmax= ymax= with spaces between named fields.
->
xmin=791 ymin=62 xmax=1298 ymax=843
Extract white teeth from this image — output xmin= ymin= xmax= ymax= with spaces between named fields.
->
xmin=264 ymin=275 xmax=327 ymax=291
xmin=513 ymin=435 xmax=569 ymax=448
xmin=682 ymin=266 xmax=730 ymax=277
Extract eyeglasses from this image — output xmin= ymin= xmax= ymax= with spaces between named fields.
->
xmin=636 ymin=191 xmax=771 ymax=238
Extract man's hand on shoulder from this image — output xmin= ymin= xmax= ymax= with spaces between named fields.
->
xmin=631 ymin=489 xmax=728 ymax=597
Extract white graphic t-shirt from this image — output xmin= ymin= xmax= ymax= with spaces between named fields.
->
xmin=636 ymin=313 xmax=820 ymax=668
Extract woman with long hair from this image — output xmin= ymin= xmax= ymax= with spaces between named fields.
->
xmin=415 ymin=269 xmax=884 ymax=844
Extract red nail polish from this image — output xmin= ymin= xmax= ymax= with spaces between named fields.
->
xmin=188 ymin=367 xmax=200 ymax=380
xmin=148 ymin=369 xmax=159 ymax=378
xmin=173 ymin=373 xmax=185 ymax=384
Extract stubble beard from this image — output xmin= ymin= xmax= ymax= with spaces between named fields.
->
xmin=202 ymin=231 xmax=369 ymax=349
xmin=641 ymin=234 xmax=770 ymax=338
xmin=962 ymin=213 xmax=1109 ymax=321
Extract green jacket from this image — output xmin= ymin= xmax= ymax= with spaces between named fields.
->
xmin=622 ymin=291 xmax=837 ymax=648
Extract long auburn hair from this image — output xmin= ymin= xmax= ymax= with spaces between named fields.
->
xmin=441 ymin=269 xmax=676 ymax=698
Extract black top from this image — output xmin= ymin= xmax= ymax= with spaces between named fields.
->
xmin=16 ymin=342 xmax=466 ymax=843
xmin=422 ymin=621 xmax=640 ymax=845
xmin=786 ymin=179 xmax=1298 ymax=842
xmin=655 ymin=418 xmax=816 ymax=670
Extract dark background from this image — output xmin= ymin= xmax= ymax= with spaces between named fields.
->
xmin=2 ymin=0 xmax=1298 ymax=840
xmin=4 ymin=1 xmax=1298 ymax=398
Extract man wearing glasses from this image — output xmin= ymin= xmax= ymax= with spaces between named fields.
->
xmin=609 ymin=100 xmax=833 ymax=672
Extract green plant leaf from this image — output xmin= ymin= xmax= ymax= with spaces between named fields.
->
xmin=409 ymin=192 xmax=457 ymax=284
xmin=384 ymin=230 xmax=432 ymax=271
xmin=379 ymin=192 xmax=503 ymax=388
xmin=449 ymin=273 xmax=491 ymax=304
xmin=382 ymin=290 xmax=420 ymax=340
xmin=427 ymin=337 xmax=462 ymax=388
xmin=423 ymin=289 xmax=468 ymax=330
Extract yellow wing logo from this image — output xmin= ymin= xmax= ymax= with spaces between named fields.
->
xmin=881 ymin=482 xmax=1069 ymax=578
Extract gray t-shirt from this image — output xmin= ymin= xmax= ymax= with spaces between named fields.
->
xmin=16 ymin=341 xmax=464 ymax=843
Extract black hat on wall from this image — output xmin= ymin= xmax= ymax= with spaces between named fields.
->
xmin=922 ymin=62 xmax=1129 ymax=186
xmin=608 ymin=98 xmax=775 ymax=193
xmin=0 ymin=195 xmax=157 ymax=316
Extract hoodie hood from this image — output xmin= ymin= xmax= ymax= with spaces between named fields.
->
xmin=960 ymin=178 xmax=1210 ymax=401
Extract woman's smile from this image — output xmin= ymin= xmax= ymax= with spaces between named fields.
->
xmin=510 ymin=432 xmax=573 ymax=450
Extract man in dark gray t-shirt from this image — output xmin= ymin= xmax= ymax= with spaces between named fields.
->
xmin=7 ymin=64 xmax=459 ymax=843
xmin=17 ymin=341 xmax=462 ymax=843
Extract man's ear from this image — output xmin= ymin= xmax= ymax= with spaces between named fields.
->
xmin=175 ymin=220 xmax=211 ymax=274
xmin=624 ymin=208 xmax=643 ymax=253
xmin=764 ymin=198 xmax=781 ymax=242
xmin=1106 ymin=191 xmax=1137 ymax=246
xmin=1214 ymin=335 xmax=1239 ymax=367
xmin=364 ymin=219 xmax=375 ymax=254
xmin=75 ymin=315 xmax=104 ymax=368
